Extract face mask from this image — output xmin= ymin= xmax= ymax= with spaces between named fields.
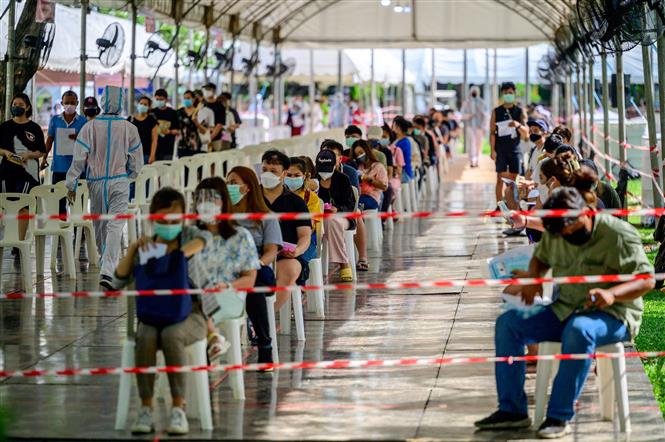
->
xmin=562 ymin=224 xmax=592 ymax=246
xmin=379 ymin=138 xmax=389 ymax=146
xmin=529 ymin=133 xmax=542 ymax=143
xmin=413 ymin=129 xmax=421 ymax=136
xmin=260 ymin=171 xmax=282 ymax=189
xmin=153 ymin=223 xmax=182 ymax=241
xmin=227 ymin=184 xmax=244 ymax=205
xmin=356 ymin=153 xmax=367 ymax=164
xmin=154 ymin=99 xmax=166 ymax=108
xmin=345 ymin=137 xmax=357 ymax=148
xmin=63 ymin=104 xmax=77 ymax=115
xmin=319 ymin=171 xmax=333 ymax=180
xmin=84 ymin=108 xmax=97 ymax=117
xmin=136 ymin=103 xmax=149 ymax=114
xmin=11 ymin=106 xmax=25 ymax=117
xmin=503 ymin=93 xmax=515 ymax=104
xmin=196 ymin=202 xmax=220 ymax=225
xmin=182 ymin=98 xmax=193 ymax=107
xmin=537 ymin=183 xmax=549 ymax=199
xmin=203 ymin=89 xmax=214 ymax=99
xmin=284 ymin=176 xmax=304 ymax=191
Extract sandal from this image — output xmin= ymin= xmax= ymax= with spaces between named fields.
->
xmin=339 ymin=267 xmax=353 ymax=282
xmin=207 ymin=332 xmax=231 ymax=363
xmin=356 ymin=259 xmax=369 ymax=272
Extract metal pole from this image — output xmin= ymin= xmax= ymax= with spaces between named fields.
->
xmin=430 ymin=48 xmax=436 ymax=109
xmin=173 ymin=26 xmax=180 ymax=108
xmin=601 ymin=51 xmax=610 ymax=174
xmin=658 ymin=28 xmax=665 ymax=194
xmin=276 ymin=46 xmax=283 ymax=126
xmin=588 ymin=61 xmax=595 ymax=149
xmin=524 ymin=47 xmax=530 ymax=105
xmin=642 ymin=42 xmax=663 ymax=207
xmin=129 ymin=0 xmax=137 ymax=116
xmin=204 ymin=27 xmax=210 ymax=83
xmin=4 ymin=0 xmax=16 ymax=120
xmin=576 ymin=66 xmax=583 ymax=147
xmin=565 ymin=73 xmax=572 ymax=128
xmin=371 ymin=49 xmax=377 ymax=123
xmin=79 ymin=0 xmax=88 ymax=113
xmin=187 ymin=29 xmax=194 ymax=90
xmin=401 ymin=48 xmax=406 ymax=115
xmin=485 ymin=48 xmax=490 ymax=108
xmin=551 ymin=81 xmax=560 ymax=126
xmin=272 ymin=44 xmax=279 ymax=126
xmin=617 ymin=51 xmax=627 ymax=208
xmin=309 ymin=48 xmax=315 ymax=133
xmin=492 ymin=48 xmax=498 ymax=108
xmin=337 ymin=49 xmax=342 ymax=95
xmin=581 ymin=62 xmax=588 ymax=146
xmin=463 ymin=48 xmax=468 ymax=154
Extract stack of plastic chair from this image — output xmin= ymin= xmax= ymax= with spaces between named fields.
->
xmin=69 ymin=180 xmax=99 ymax=267
xmin=150 ymin=160 xmax=177 ymax=189
xmin=0 ymin=193 xmax=36 ymax=294
xmin=30 ymin=184 xmax=76 ymax=279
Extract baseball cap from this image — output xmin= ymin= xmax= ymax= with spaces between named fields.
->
xmin=315 ymin=150 xmax=336 ymax=174
xmin=527 ymin=118 xmax=548 ymax=133
xmin=367 ymin=126 xmax=383 ymax=139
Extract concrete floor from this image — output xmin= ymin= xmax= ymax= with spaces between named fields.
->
xmin=1 ymin=156 xmax=664 ymax=440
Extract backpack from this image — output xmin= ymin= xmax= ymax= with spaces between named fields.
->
xmin=135 ymin=249 xmax=193 ymax=327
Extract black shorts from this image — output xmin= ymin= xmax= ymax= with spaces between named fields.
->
xmin=0 ymin=173 xmax=39 ymax=194
xmin=495 ymin=150 xmax=523 ymax=174
xmin=276 ymin=255 xmax=311 ymax=285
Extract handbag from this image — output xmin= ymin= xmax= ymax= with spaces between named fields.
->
xmin=134 ymin=250 xmax=193 ymax=327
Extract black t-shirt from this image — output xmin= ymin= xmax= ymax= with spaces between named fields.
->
xmin=176 ymin=108 xmax=202 ymax=152
xmin=424 ymin=132 xmax=436 ymax=159
xmin=0 ymin=119 xmax=46 ymax=182
xmin=204 ymin=101 xmax=226 ymax=141
xmin=493 ymin=105 xmax=523 ymax=153
xmin=128 ymin=115 xmax=157 ymax=158
xmin=378 ymin=145 xmax=393 ymax=167
xmin=151 ymin=107 xmax=180 ymax=159
xmin=264 ymin=187 xmax=311 ymax=245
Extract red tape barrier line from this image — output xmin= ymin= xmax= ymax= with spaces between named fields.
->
xmin=3 ymin=350 xmax=665 ymax=379
xmin=1 ymin=273 xmax=658 ymax=300
xmin=591 ymin=126 xmax=655 ymax=152
xmin=5 ymin=207 xmax=665 ymax=222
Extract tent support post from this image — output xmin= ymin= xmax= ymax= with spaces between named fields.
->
xmin=371 ymin=49 xmax=377 ymax=124
xmin=581 ymin=62 xmax=588 ymax=148
xmin=4 ymin=0 xmax=15 ymax=120
xmin=276 ymin=46 xmax=283 ymax=126
xmin=401 ymin=48 xmax=406 ymax=115
xmin=337 ymin=49 xmax=342 ymax=95
xmin=658 ymin=29 xmax=665 ymax=194
xmin=575 ymin=66 xmax=583 ymax=147
xmin=430 ymin=48 xmax=436 ymax=109
xmin=484 ymin=48 xmax=489 ymax=109
xmin=642 ymin=42 xmax=663 ymax=208
xmin=616 ymin=51 xmax=627 ymax=208
xmin=524 ymin=47 xmax=530 ymax=105
xmin=129 ymin=0 xmax=137 ymax=115
xmin=492 ymin=48 xmax=498 ymax=108
xmin=565 ymin=73 xmax=572 ymax=131
xmin=551 ymin=81 xmax=559 ymax=127
xmin=309 ymin=48 xmax=315 ymax=133
xmin=173 ymin=24 xmax=180 ymax=109
xmin=79 ymin=0 xmax=88 ymax=114
xmin=463 ymin=48 xmax=468 ymax=154
xmin=588 ymin=60 xmax=594 ymax=150
xmin=601 ymin=51 xmax=610 ymax=174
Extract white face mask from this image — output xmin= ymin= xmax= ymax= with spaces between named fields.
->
xmin=537 ymin=184 xmax=549 ymax=204
xmin=203 ymin=89 xmax=214 ymax=99
xmin=196 ymin=202 xmax=220 ymax=224
xmin=63 ymin=104 xmax=77 ymax=115
xmin=260 ymin=171 xmax=282 ymax=189
xmin=319 ymin=172 xmax=333 ymax=181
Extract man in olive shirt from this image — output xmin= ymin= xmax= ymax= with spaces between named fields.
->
xmin=476 ymin=187 xmax=654 ymax=438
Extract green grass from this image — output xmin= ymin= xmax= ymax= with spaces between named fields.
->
xmin=635 ymin=224 xmax=665 ymax=417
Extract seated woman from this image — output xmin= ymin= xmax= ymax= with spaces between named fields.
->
xmin=315 ymin=149 xmax=357 ymax=281
xmin=352 ymin=139 xmax=389 ymax=211
xmin=227 ymin=166 xmax=282 ymax=365
xmin=287 ymin=156 xmax=323 ymax=252
xmin=384 ymin=124 xmax=405 ymax=205
xmin=187 ymin=177 xmax=260 ymax=363
xmin=112 ymin=188 xmax=211 ymax=436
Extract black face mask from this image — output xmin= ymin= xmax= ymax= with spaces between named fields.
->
xmin=11 ymin=106 xmax=26 ymax=117
xmin=562 ymin=225 xmax=592 ymax=246
xmin=529 ymin=133 xmax=542 ymax=143
xmin=84 ymin=108 xmax=98 ymax=117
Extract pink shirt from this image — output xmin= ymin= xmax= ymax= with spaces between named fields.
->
xmin=360 ymin=162 xmax=389 ymax=204
xmin=390 ymin=144 xmax=406 ymax=167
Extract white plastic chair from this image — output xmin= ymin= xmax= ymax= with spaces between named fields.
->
xmin=534 ymin=341 xmax=630 ymax=432
xmin=114 ymin=338 xmax=213 ymax=431
xmin=265 ymin=295 xmax=279 ymax=364
xmin=69 ymin=180 xmax=99 ymax=267
xmin=306 ymin=200 xmax=325 ymax=318
xmin=29 ymin=184 xmax=76 ymax=279
xmin=0 ymin=193 xmax=36 ymax=294
xmin=278 ymin=286 xmax=306 ymax=342
xmin=364 ymin=208 xmax=383 ymax=253
xmin=128 ymin=166 xmax=159 ymax=241
xmin=150 ymin=160 xmax=178 ymax=189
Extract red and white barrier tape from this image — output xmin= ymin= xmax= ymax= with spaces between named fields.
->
xmin=591 ymin=126 xmax=655 ymax=152
xmin=6 ymin=207 xmax=665 ymax=222
xmin=3 ymin=350 xmax=665 ymax=379
xmin=1 ymin=273 xmax=658 ymax=300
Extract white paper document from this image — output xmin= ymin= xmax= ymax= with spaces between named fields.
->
xmin=497 ymin=120 xmax=516 ymax=137
xmin=500 ymin=292 xmax=551 ymax=308
xmin=138 ymin=243 xmax=168 ymax=265
xmin=487 ymin=244 xmax=535 ymax=280
xmin=56 ymin=128 xmax=76 ymax=155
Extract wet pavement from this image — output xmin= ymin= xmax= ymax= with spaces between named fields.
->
xmin=1 ymin=157 xmax=664 ymax=440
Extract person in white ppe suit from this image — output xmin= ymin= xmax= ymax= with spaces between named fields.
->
xmin=66 ymin=86 xmax=143 ymax=289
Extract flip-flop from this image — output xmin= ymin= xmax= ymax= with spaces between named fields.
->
xmin=356 ymin=259 xmax=369 ymax=272
xmin=339 ymin=267 xmax=353 ymax=282
xmin=207 ymin=332 xmax=231 ymax=363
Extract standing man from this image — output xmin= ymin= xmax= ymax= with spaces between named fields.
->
xmin=66 ymin=86 xmax=143 ymax=289
xmin=202 ymin=83 xmax=225 ymax=151
xmin=42 ymin=91 xmax=87 ymax=192
xmin=461 ymin=85 xmax=488 ymax=168
xmin=490 ymin=82 xmax=528 ymax=203
xmin=220 ymin=92 xmax=241 ymax=149
xmin=151 ymin=89 xmax=180 ymax=161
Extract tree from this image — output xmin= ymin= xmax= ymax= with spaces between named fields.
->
xmin=0 ymin=0 xmax=44 ymax=117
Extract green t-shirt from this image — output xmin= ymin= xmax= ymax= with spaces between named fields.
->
xmin=534 ymin=214 xmax=653 ymax=338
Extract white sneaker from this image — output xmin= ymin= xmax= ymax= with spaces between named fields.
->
xmin=167 ymin=406 xmax=189 ymax=435
xmin=130 ymin=406 xmax=153 ymax=434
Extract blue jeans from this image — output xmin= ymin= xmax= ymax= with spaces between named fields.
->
xmin=495 ymin=307 xmax=630 ymax=421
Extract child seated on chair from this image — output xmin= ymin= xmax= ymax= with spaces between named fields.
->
xmin=112 ymin=187 xmax=211 ymax=435
xmin=475 ymin=187 xmax=654 ymax=439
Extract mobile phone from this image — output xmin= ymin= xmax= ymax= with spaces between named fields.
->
xmin=497 ymin=201 xmax=513 ymax=225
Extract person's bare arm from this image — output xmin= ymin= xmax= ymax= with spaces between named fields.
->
xmin=210 ymin=123 xmax=224 ymax=140
xmin=181 ymin=238 xmax=206 ymax=258
xmin=294 ymin=226 xmax=312 ymax=257
xmin=259 ymin=243 xmax=279 ymax=266
xmin=521 ymin=256 xmax=550 ymax=305
xmin=42 ymin=136 xmax=54 ymax=168
xmin=586 ymin=278 xmax=655 ymax=309
xmin=149 ymin=126 xmax=158 ymax=163
xmin=489 ymin=111 xmax=496 ymax=160
xmin=228 ymin=269 xmax=257 ymax=290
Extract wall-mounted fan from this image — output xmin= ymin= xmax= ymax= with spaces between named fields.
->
xmin=89 ymin=22 xmax=125 ymax=68
xmin=241 ymin=50 xmax=260 ymax=78
xmin=142 ymin=31 xmax=174 ymax=68
xmin=20 ymin=22 xmax=56 ymax=70
xmin=265 ymin=57 xmax=296 ymax=78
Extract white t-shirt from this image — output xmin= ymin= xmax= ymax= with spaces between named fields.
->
xmin=197 ymin=106 xmax=215 ymax=129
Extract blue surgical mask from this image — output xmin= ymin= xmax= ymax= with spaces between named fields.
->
xmin=153 ymin=223 xmax=182 ymax=241
xmin=413 ymin=129 xmax=421 ymax=136
xmin=136 ymin=103 xmax=148 ymax=114
xmin=182 ymin=98 xmax=193 ymax=107
xmin=284 ymin=176 xmax=305 ymax=191
xmin=503 ymin=93 xmax=515 ymax=104
xmin=345 ymin=137 xmax=357 ymax=148
xmin=154 ymin=99 xmax=166 ymax=108
xmin=379 ymin=138 xmax=389 ymax=146
xmin=227 ymin=184 xmax=244 ymax=205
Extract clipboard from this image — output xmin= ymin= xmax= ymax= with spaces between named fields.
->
xmin=56 ymin=128 xmax=76 ymax=155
